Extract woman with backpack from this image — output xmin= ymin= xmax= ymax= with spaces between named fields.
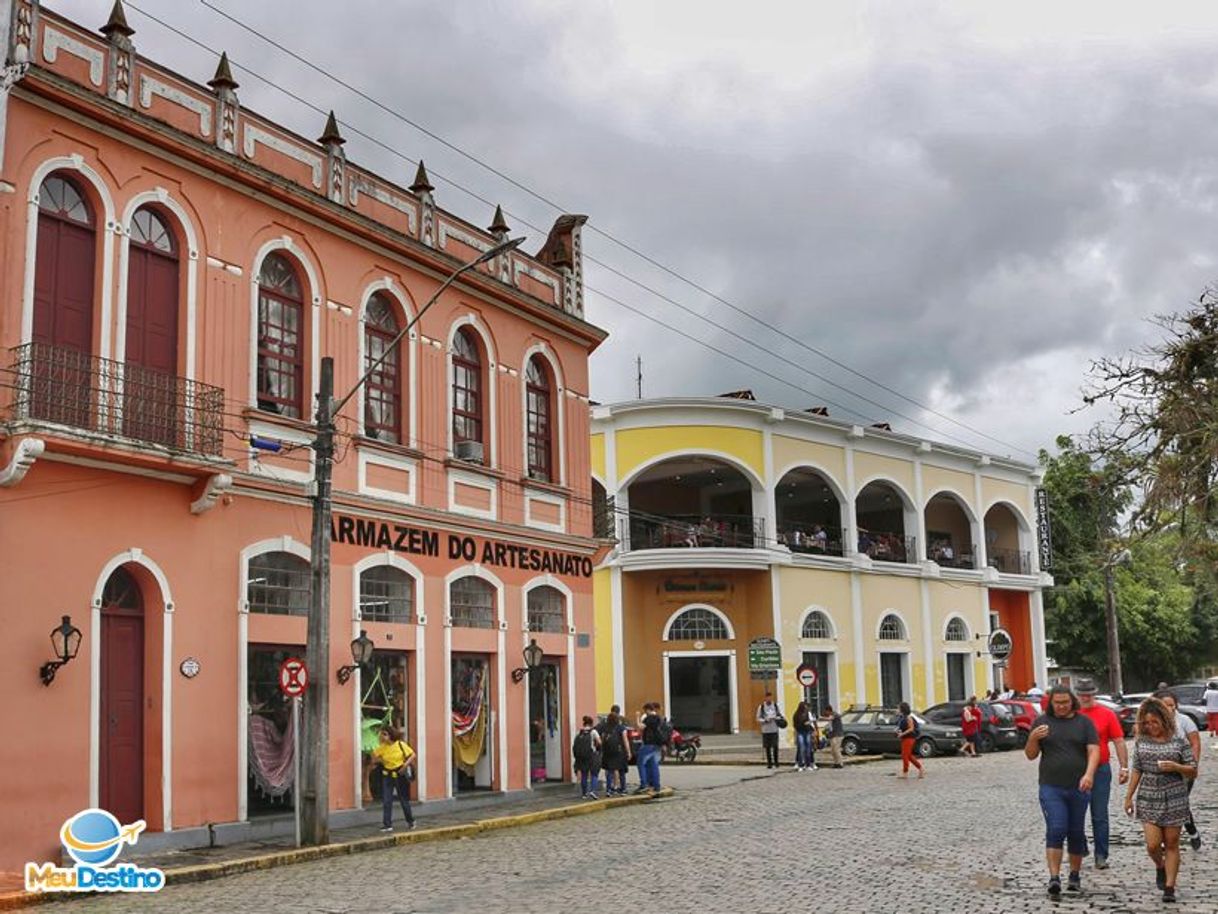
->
xmin=792 ymin=700 xmax=818 ymax=771
xmin=896 ymin=701 xmax=924 ymax=779
xmin=572 ymin=715 xmax=603 ymax=799
xmin=599 ymin=711 xmax=630 ymax=796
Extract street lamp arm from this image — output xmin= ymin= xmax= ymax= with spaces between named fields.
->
xmin=332 ymin=236 xmax=525 ymax=418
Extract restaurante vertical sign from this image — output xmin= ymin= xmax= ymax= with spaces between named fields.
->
xmin=1035 ymin=487 xmax=1053 ymax=571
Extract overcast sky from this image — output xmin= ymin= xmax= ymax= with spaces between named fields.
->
xmin=49 ymin=0 xmax=1218 ymax=462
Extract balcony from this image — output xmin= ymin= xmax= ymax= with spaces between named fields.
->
xmin=987 ymin=547 xmax=1032 ymax=575
xmin=778 ymin=522 xmax=845 ymax=557
xmin=929 ymin=540 xmax=977 ymax=570
xmin=858 ymin=531 xmax=917 ymax=564
xmin=621 ymin=511 xmax=765 ymax=551
xmin=7 ymin=342 xmax=225 ymax=456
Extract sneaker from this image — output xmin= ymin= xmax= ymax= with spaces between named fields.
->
xmin=632 ymin=787 xmax=649 ymax=794
xmin=811 ymin=764 xmax=819 ymax=771
xmin=1067 ymin=871 xmax=1081 ymax=893
xmin=407 ymin=822 xmax=417 ymax=830
xmin=380 ymin=826 xmax=393 ymax=833
xmin=587 ymin=791 xmax=599 ymax=800
xmin=1047 ymin=876 xmax=1061 ymax=897
xmin=1157 ymin=867 xmax=1167 ymax=890
xmin=1163 ymin=887 xmax=1176 ymax=903
xmin=1095 ymin=855 xmax=1108 ymax=870
xmin=1190 ymin=834 xmax=1202 ymax=851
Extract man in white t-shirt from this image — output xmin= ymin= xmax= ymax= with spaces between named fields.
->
xmin=1026 ymin=682 xmax=1045 ymax=699
xmin=1203 ymin=681 xmax=1218 ymax=747
xmin=1160 ymin=691 xmax=1203 ymax=851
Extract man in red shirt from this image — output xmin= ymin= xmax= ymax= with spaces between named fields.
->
xmin=960 ymin=696 xmax=982 ymax=757
xmin=1076 ymin=679 xmax=1129 ymax=869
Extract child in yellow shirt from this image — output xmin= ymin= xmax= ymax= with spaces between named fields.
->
xmin=372 ymin=726 xmax=416 ymax=832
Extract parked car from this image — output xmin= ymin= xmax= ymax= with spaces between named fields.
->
xmin=1096 ymin=697 xmax=1136 ymax=738
xmin=838 ymin=708 xmax=964 ymax=759
xmin=999 ymin=699 xmax=1038 ymax=745
xmin=1120 ymin=686 xmax=1209 ymax=731
xmin=922 ymin=700 xmax=1020 ymax=752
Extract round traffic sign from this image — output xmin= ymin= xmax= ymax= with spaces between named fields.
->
xmin=279 ymin=657 xmax=308 ymax=698
xmin=796 ymin=664 xmax=818 ymax=688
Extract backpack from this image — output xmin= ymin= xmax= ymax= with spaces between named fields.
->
xmin=655 ymin=718 xmax=674 ymax=746
xmin=572 ymin=729 xmax=596 ymax=764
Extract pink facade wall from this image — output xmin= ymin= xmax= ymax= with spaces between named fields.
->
xmin=0 ymin=0 xmax=604 ymax=873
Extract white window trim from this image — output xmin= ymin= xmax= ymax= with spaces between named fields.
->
xmin=520 ymin=343 xmax=567 ymax=486
xmin=352 ymin=550 xmax=426 ymax=625
xmin=876 ymin=610 xmax=911 ymax=642
xmin=447 ymin=466 xmax=499 ymax=521
xmin=521 ymin=575 xmax=575 ymax=634
xmin=523 ymin=486 xmax=566 ymax=534
xmin=662 ymin=603 xmax=736 ymax=642
xmin=357 ymin=448 xmax=418 ymax=506
xmin=356 ymin=277 xmax=418 ymax=449
xmin=248 ymin=236 xmax=323 ymax=416
xmin=446 ymin=314 xmax=498 ymax=468
xmin=662 ymin=649 xmax=739 ymax=734
xmin=798 ymin=605 xmax=837 ymax=641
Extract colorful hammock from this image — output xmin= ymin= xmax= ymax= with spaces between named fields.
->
xmin=248 ymin=711 xmax=295 ymax=798
xmin=361 ymin=667 xmax=393 ymax=753
xmin=452 ymin=665 xmax=485 ymax=736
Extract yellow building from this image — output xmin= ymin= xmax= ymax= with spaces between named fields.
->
xmin=590 ymin=396 xmax=1050 ymax=732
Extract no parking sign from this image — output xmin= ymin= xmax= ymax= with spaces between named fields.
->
xmin=795 ymin=664 xmax=818 ymax=688
xmin=278 ymin=657 xmax=309 ymax=698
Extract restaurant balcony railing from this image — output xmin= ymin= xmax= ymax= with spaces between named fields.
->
xmin=987 ymin=547 xmax=1032 ymax=575
xmin=620 ymin=511 xmax=765 ymax=551
xmin=858 ymin=531 xmax=917 ymax=564
xmin=6 ymin=342 xmax=225 ymax=456
xmin=593 ymin=494 xmax=616 ymax=539
xmin=777 ymin=522 xmax=845 ymax=557
xmin=928 ymin=541 xmax=978 ymax=570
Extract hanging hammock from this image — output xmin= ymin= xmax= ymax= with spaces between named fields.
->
xmin=248 ymin=710 xmax=295 ymax=798
xmin=360 ymin=666 xmax=394 ymax=752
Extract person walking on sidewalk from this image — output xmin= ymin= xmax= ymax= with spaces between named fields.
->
xmin=961 ymin=697 xmax=982 ymax=758
xmin=598 ymin=710 xmax=630 ymax=796
xmin=1204 ymin=681 xmax=1218 ymax=748
xmin=757 ymin=692 xmax=782 ymax=769
xmin=896 ymin=702 xmax=924 ymax=779
xmin=1026 ymin=685 xmax=1099 ymax=897
xmin=372 ymin=726 xmax=416 ymax=833
xmin=1077 ymin=678 xmax=1129 ymax=870
xmin=573 ymin=716 xmax=603 ymax=799
xmin=792 ymin=700 xmax=818 ymax=771
xmin=1157 ymin=691 xmax=1203 ymax=851
xmin=823 ymin=705 xmax=844 ymax=768
xmin=635 ymin=702 xmax=666 ymax=794
xmin=1125 ymin=696 xmax=1198 ymax=903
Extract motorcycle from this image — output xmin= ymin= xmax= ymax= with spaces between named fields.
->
xmin=666 ymin=728 xmax=701 ymax=763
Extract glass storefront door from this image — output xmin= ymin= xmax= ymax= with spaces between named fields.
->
xmin=361 ymin=650 xmax=409 ymax=805
xmin=452 ymin=655 xmax=490 ymax=792
xmin=247 ymin=644 xmax=302 ymax=815
xmin=528 ymin=663 xmax=562 ymax=782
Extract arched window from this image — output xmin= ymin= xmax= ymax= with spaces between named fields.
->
xmin=450 ymin=576 xmax=494 ymax=628
xmin=525 ymin=356 xmax=553 ymax=482
xmin=102 ymin=566 xmax=143 ymax=612
xmin=801 ymin=610 xmax=832 ymax=640
xmin=33 ymin=174 xmax=97 ymax=426
xmin=256 ymin=253 xmax=304 ymax=418
xmin=364 ymin=293 xmax=402 ymax=443
xmin=247 ymin=552 xmax=309 ymax=616
xmin=527 ymin=585 xmax=566 ymax=633
xmin=878 ymin=614 xmax=907 ymax=641
xmin=945 ymin=617 xmax=969 ymax=642
xmin=667 ymin=607 xmax=730 ymax=641
xmin=359 ymin=565 xmax=414 ymax=623
xmin=451 ymin=328 xmax=483 ymax=454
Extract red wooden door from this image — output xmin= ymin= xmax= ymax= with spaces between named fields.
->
xmin=124 ymin=208 xmax=179 ymax=446
xmin=100 ymin=568 xmax=144 ymax=824
xmin=31 ymin=175 xmax=95 ymax=426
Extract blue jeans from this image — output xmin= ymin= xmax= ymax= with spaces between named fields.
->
xmin=795 ymin=731 xmax=815 ymax=767
xmin=637 ymin=744 xmax=662 ymax=790
xmin=1039 ymin=783 xmax=1090 ymax=855
xmin=578 ymin=767 xmax=600 ymax=795
xmin=381 ymin=770 xmax=414 ymax=828
xmin=1088 ymin=763 xmax=1111 ymax=858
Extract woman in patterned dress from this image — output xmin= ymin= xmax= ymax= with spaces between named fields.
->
xmin=1123 ymin=697 xmax=1197 ymax=903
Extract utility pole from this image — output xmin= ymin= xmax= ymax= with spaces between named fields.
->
xmin=1102 ymin=558 xmax=1124 ymax=696
xmin=299 ymin=236 xmax=522 ymax=846
xmin=301 ymin=356 xmax=334 ymax=845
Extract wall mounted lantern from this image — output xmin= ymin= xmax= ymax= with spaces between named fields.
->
xmin=511 ymin=638 xmax=545 ymax=684
xmin=40 ymin=615 xmax=82 ymax=686
xmin=336 ymin=629 xmax=375 ymax=684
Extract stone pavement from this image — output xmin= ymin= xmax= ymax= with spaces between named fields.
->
xmin=47 ymin=749 xmax=1218 ymax=912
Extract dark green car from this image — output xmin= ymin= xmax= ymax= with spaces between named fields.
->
xmin=838 ymin=708 xmax=964 ymax=758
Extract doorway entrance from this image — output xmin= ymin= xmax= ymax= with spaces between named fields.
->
xmin=124 ymin=206 xmax=180 ymax=447
xmin=879 ymin=653 xmax=907 ymax=708
xmin=800 ymin=651 xmax=833 ymax=715
xmin=100 ymin=567 xmax=144 ymax=824
xmin=246 ymin=644 xmax=301 ymax=815
xmin=668 ymin=655 xmax=731 ymax=733
xmin=361 ymin=650 xmax=409 ymax=806
xmin=947 ymin=654 xmax=968 ymax=701
xmin=452 ymin=656 xmax=491 ymax=792
xmin=528 ymin=662 xmax=562 ymax=782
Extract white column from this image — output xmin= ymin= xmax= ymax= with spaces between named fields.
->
xmin=1030 ymin=588 xmax=1049 ymax=685
xmin=566 ymin=630 xmax=576 ymax=785
xmin=610 ymin=566 xmax=625 ymax=708
xmin=414 ymin=624 xmax=427 ymax=799
xmin=163 ymin=604 xmax=174 ymax=830
xmin=89 ymin=601 xmax=102 ymax=809
xmin=497 ymin=626 xmax=508 ymax=791
xmin=844 ymin=445 xmax=858 ymax=556
xmin=351 ymin=618 xmax=361 ymax=812
xmin=973 ymin=471 xmax=988 ymax=568
xmin=850 ymin=573 xmax=865 ymax=704
xmin=913 ymin=458 xmax=927 ymax=563
xmin=236 ymin=609 xmax=249 ymax=820
xmin=919 ymin=579 xmax=934 ymax=705
xmin=443 ymin=625 xmax=453 ymax=798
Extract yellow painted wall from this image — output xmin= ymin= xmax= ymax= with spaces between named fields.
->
xmin=771 ymin=436 xmax=848 ymax=490
xmin=774 ymin=566 xmax=854 ymax=717
xmin=981 ymin=476 xmax=1033 ymax=518
xmin=615 ymin=426 xmax=765 ymax=485
xmin=593 ymin=568 xmax=614 ymax=708
xmin=927 ymin=579 xmax=989 ymax=704
xmin=591 ymin=433 xmax=606 ymax=482
xmin=922 ymin=466 xmax=976 ymax=512
xmin=854 ymin=451 xmax=915 ymax=494
xmin=859 ymin=575 xmax=921 ymax=706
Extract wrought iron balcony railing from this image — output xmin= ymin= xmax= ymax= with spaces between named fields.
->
xmin=929 ymin=541 xmax=978 ymax=569
xmin=620 ymin=511 xmax=765 ymax=551
xmin=7 ymin=342 xmax=225 ymax=456
xmin=858 ymin=531 xmax=918 ymax=564
xmin=987 ymin=547 xmax=1032 ymax=575
xmin=777 ymin=522 xmax=845 ymax=557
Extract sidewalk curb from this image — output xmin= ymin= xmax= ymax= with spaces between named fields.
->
xmin=0 ymin=789 xmax=674 ymax=910
xmin=692 ymin=755 xmax=885 ymax=767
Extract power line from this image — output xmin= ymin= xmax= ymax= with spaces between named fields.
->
xmin=183 ymin=0 xmax=1038 ymax=460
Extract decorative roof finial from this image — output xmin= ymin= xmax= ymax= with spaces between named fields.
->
xmin=318 ymin=110 xmax=345 ymax=147
xmin=488 ymin=205 xmax=510 ymax=237
xmin=410 ymin=160 xmax=434 ymax=195
xmin=100 ymin=0 xmax=135 ymax=39
xmin=208 ymin=52 xmax=239 ymax=91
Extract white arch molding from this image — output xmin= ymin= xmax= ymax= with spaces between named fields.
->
xmin=662 ymin=603 xmax=736 ymax=641
xmin=236 ymin=536 xmax=310 ymax=821
xmin=248 ymin=237 xmax=323 ymax=414
xmin=521 ymin=575 xmax=575 ymax=633
xmin=617 ymin=447 xmax=766 ymax=494
xmin=351 ymin=550 xmax=427 ymax=624
xmin=88 ymin=548 xmax=175 ymax=830
xmin=943 ymin=613 xmax=971 ymax=642
xmin=854 ymin=474 xmax=918 ymax=512
xmin=798 ymin=606 xmax=837 ymax=640
xmin=446 ymin=314 xmax=499 ymax=467
xmin=923 ymin=486 xmax=980 ymax=523
xmin=356 ymin=278 xmax=419 ymax=449
xmin=22 ymin=155 xmax=118 ymax=357
xmin=115 ymin=189 xmax=201 ymax=381
xmin=772 ymin=460 xmax=849 ymax=506
xmin=875 ymin=609 xmax=911 ymax=642
xmin=520 ymin=343 xmax=567 ymax=486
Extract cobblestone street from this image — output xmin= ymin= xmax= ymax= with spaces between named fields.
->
xmin=73 ymin=749 xmax=1218 ymax=913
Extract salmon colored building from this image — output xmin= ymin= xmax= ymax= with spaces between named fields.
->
xmin=0 ymin=0 xmax=606 ymax=871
